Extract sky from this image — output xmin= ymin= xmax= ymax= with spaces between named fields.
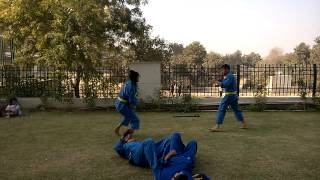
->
xmin=142 ymin=0 xmax=320 ymax=57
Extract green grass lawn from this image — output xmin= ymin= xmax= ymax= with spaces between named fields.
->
xmin=0 ymin=111 xmax=320 ymax=180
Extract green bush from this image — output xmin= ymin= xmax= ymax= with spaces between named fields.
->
xmin=136 ymin=94 xmax=199 ymax=112
xmin=250 ymin=84 xmax=267 ymax=112
xmin=298 ymin=79 xmax=308 ymax=110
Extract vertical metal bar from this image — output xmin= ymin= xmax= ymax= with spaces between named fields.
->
xmin=293 ymin=64 xmax=297 ymax=95
xmin=264 ymin=64 xmax=267 ymax=96
xmin=237 ymin=64 xmax=240 ymax=96
xmin=312 ymin=64 xmax=317 ymax=97
xmin=247 ymin=65 xmax=249 ymax=96
xmin=0 ymin=37 xmax=3 ymax=65
xmin=10 ymin=39 xmax=14 ymax=63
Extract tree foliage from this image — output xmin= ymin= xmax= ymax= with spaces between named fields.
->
xmin=294 ymin=42 xmax=311 ymax=64
xmin=310 ymin=37 xmax=320 ymax=64
xmin=265 ymin=47 xmax=284 ymax=64
xmin=203 ymin=51 xmax=222 ymax=67
xmin=0 ymin=0 xmax=149 ymax=68
xmin=0 ymin=0 xmax=150 ymax=98
xmin=182 ymin=41 xmax=207 ymax=67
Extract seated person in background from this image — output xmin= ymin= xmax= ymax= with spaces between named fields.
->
xmin=5 ymin=98 xmax=22 ymax=117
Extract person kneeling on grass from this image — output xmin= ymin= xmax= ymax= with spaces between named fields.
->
xmin=114 ymin=70 xmax=140 ymax=136
xmin=114 ymin=131 xmax=210 ymax=180
xmin=5 ymin=98 xmax=22 ymax=118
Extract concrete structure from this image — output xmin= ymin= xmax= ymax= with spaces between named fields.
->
xmin=267 ymin=72 xmax=292 ymax=93
xmin=13 ymin=97 xmax=313 ymax=109
xmin=130 ymin=62 xmax=161 ymax=100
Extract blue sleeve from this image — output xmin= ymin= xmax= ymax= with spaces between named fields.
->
xmin=220 ymin=74 xmax=233 ymax=88
xmin=169 ymin=132 xmax=185 ymax=154
xmin=126 ymin=83 xmax=139 ymax=106
xmin=113 ymin=139 xmax=126 ymax=157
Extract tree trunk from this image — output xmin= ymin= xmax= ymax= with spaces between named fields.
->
xmin=74 ymin=66 xmax=83 ymax=98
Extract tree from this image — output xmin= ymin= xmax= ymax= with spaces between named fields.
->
xmin=182 ymin=41 xmax=207 ymax=67
xmin=242 ymin=52 xmax=262 ymax=66
xmin=168 ymin=43 xmax=184 ymax=66
xmin=130 ymin=36 xmax=171 ymax=64
xmin=170 ymin=43 xmax=184 ymax=56
xmin=310 ymin=36 xmax=320 ymax=64
xmin=264 ymin=47 xmax=284 ymax=64
xmin=282 ymin=53 xmax=298 ymax=65
xmin=0 ymin=0 xmax=149 ymax=97
xmin=203 ymin=51 xmax=222 ymax=67
xmin=294 ymin=42 xmax=311 ymax=64
xmin=223 ymin=50 xmax=242 ymax=65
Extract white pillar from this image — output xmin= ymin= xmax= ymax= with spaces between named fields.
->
xmin=130 ymin=62 xmax=161 ymax=100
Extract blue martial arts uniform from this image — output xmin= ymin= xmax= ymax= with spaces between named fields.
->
xmin=113 ymin=132 xmax=186 ymax=169
xmin=113 ymin=138 xmax=158 ymax=169
xmin=153 ymin=140 xmax=198 ymax=180
xmin=115 ymin=80 xmax=140 ymax=130
xmin=216 ymin=72 xmax=244 ymax=125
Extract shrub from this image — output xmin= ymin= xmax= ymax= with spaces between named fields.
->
xmin=249 ymin=84 xmax=267 ymax=112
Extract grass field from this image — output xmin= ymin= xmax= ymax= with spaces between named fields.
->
xmin=0 ymin=111 xmax=320 ymax=180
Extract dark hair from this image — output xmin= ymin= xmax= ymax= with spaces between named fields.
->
xmin=9 ymin=97 xmax=18 ymax=105
xmin=129 ymin=70 xmax=139 ymax=85
xmin=173 ymin=173 xmax=188 ymax=180
xmin=221 ymin=64 xmax=231 ymax=70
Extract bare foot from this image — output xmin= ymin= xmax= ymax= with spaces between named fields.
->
xmin=240 ymin=120 xmax=248 ymax=129
xmin=114 ymin=125 xmax=121 ymax=136
xmin=208 ymin=127 xmax=223 ymax=132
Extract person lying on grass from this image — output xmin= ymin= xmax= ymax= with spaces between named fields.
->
xmin=5 ymin=97 xmax=22 ymax=118
xmin=113 ymin=130 xmax=210 ymax=180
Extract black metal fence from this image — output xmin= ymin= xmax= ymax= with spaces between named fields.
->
xmin=0 ymin=66 xmax=127 ymax=99
xmin=161 ymin=64 xmax=320 ymax=97
xmin=0 ymin=64 xmax=319 ymax=99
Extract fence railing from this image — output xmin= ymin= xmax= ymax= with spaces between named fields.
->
xmin=161 ymin=64 xmax=320 ymax=97
xmin=0 ymin=66 xmax=127 ymax=99
xmin=0 ymin=64 xmax=319 ymax=99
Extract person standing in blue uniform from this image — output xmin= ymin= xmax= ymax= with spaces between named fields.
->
xmin=209 ymin=64 xmax=247 ymax=132
xmin=114 ymin=70 xmax=140 ymax=136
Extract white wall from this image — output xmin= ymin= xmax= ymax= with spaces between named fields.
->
xmin=130 ymin=62 xmax=161 ymax=100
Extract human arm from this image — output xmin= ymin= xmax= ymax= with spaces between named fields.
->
xmin=126 ymin=83 xmax=139 ymax=106
xmin=113 ymin=139 xmax=126 ymax=157
xmin=164 ymin=150 xmax=177 ymax=161
xmin=219 ymin=74 xmax=233 ymax=88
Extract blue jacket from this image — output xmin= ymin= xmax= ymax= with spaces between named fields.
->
xmin=113 ymin=139 xmax=142 ymax=160
xmin=113 ymin=137 xmax=172 ymax=162
xmin=153 ymin=156 xmax=194 ymax=180
xmin=115 ymin=80 xmax=139 ymax=111
xmin=219 ymin=72 xmax=237 ymax=93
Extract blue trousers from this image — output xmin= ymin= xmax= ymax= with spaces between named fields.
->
xmin=118 ymin=105 xmax=140 ymax=130
xmin=182 ymin=140 xmax=197 ymax=164
xmin=130 ymin=138 xmax=158 ymax=170
xmin=216 ymin=94 xmax=244 ymax=125
xmin=155 ymin=132 xmax=186 ymax=160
